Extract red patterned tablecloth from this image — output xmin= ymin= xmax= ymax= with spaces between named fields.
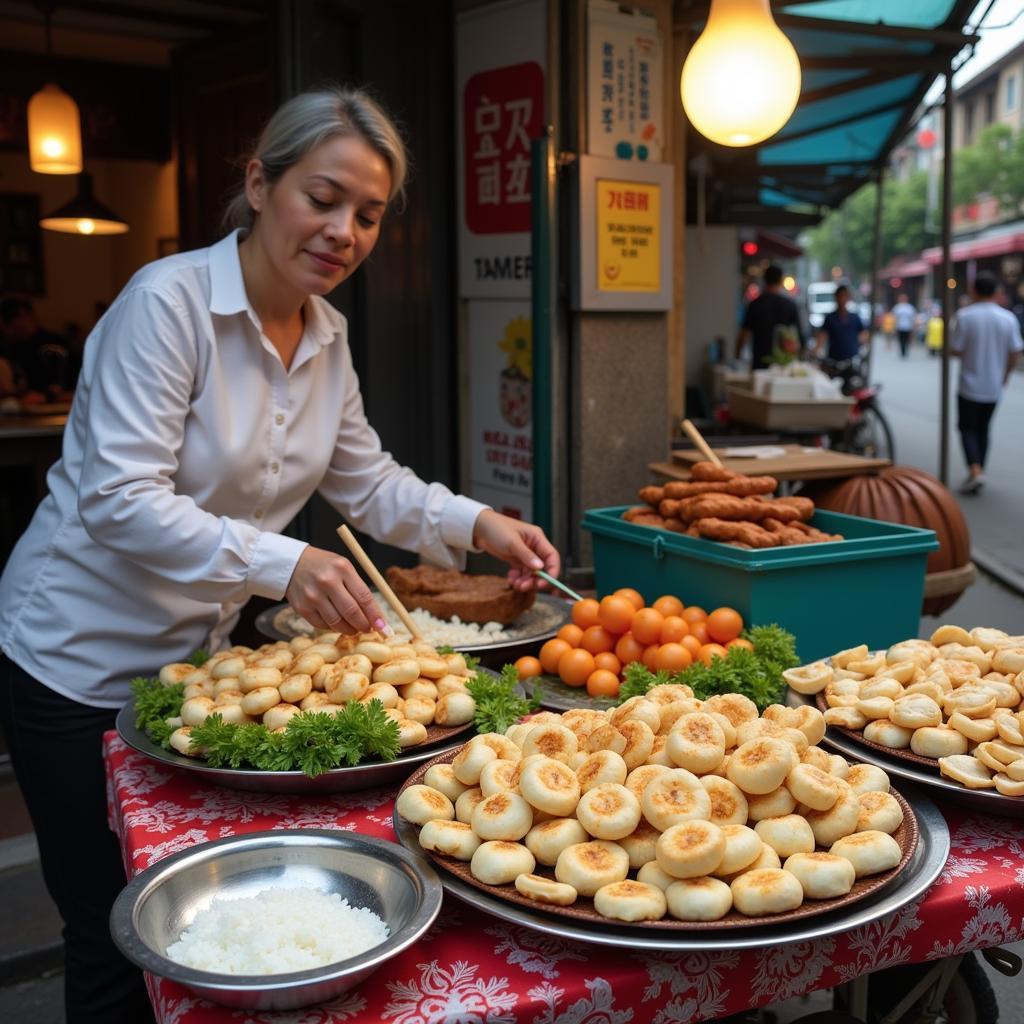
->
xmin=103 ymin=732 xmax=1024 ymax=1024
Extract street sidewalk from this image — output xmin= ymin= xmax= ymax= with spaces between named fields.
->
xmin=870 ymin=338 xmax=1024 ymax=585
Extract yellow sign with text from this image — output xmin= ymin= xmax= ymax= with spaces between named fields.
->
xmin=596 ymin=178 xmax=660 ymax=292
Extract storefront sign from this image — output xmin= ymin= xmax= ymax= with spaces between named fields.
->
xmin=456 ymin=0 xmax=546 ymax=299
xmin=596 ymin=178 xmax=660 ymax=292
xmin=586 ymin=0 xmax=663 ymax=162
xmin=572 ymin=155 xmax=673 ymax=311
xmin=467 ymin=300 xmax=533 ymax=519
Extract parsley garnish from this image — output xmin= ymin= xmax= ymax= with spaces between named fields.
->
xmin=467 ymin=664 xmax=542 ymax=734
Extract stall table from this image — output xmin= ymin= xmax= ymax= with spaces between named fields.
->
xmin=104 ymin=733 xmax=1024 ymax=1024
xmin=652 ymin=444 xmax=890 ymax=484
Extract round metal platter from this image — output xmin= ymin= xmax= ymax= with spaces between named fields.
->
xmin=116 ymin=666 xmax=507 ymax=795
xmin=526 ymin=675 xmax=618 ymax=713
xmin=255 ymin=593 xmax=570 ymax=666
xmin=397 ymin=749 xmax=918 ymax=932
xmin=116 ymin=703 xmax=471 ymax=794
xmin=818 ymin=725 xmax=1024 ymax=819
xmin=392 ymin=782 xmax=949 ymax=952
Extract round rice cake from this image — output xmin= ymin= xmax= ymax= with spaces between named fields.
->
xmin=656 ymin=820 xmax=726 ymax=879
xmin=730 ymin=868 xmax=803 ymax=916
xmin=665 ymin=876 xmax=733 ymax=921
xmin=554 ymin=840 xmax=630 ymax=897
xmin=830 ymin=830 xmax=902 ymax=878
xmin=783 ymin=852 xmax=855 ymax=899
xmin=856 ymin=791 xmax=904 ymax=834
xmin=471 ymin=841 xmax=536 ymax=885
xmin=593 ymin=880 xmax=667 ymax=922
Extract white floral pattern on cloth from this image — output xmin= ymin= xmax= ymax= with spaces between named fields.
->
xmin=485 ymin=924 xmax=589 ymax=980
xmin=383 ymin=960 xmax=518 ymax=1024
xmin=928 ymin=885 xmax=1024 ymax=959
xmin=230 ymin=992 xmax=368 ymax=1024
xmin=750 ymin=939 xmax=837 ymax=1004
xmin=525 ymin=978 xmax=632 ymax=1024
xmin=100 ymin=735 xmax=1024 ymax=1024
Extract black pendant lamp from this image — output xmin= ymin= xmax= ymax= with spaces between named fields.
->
xmin=40 ymin=172 xmax=129 ymax=235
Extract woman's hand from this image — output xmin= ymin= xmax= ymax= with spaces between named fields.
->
xmin=285 ymin=546 xmax=389 ymax=634
xmin=472 ymin=509 xmax=561 ymax=592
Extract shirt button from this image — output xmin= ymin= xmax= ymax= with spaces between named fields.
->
xmin=254 ymin=509 xmax=264 ymax=520
xmin=271 ymin=462 xmax=279 ymax=474
xmin=275 ymin=413 xmax=285 ymax=425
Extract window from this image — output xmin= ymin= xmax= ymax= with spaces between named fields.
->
xmin=964 ymin=103 xmax=974 ymax=144
xmin=1008 ymin=74 xmax=1018 ymax=113
xmin=985 ymin=92 xmax=995 ymax=124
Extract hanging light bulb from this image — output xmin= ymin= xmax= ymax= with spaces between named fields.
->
xmin=27 ymin=4 xmax=83 ymax=174
xmin=40 ymin=173 xmax=128 ymax=235
xmin=681 ymin=0 xmax=801 ymax=148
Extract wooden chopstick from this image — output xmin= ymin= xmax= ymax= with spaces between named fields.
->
xmin=335 ymin=524 xmax=422 ymax=641
xmin=681 ymin=418 xmax=723 ymax=467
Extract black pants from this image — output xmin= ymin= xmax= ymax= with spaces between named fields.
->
xmin=0 ymin=657 xmax=154 ymax=1024
xmin=957 ymin=394 xmax=998 ymax=469
xmin=897 ymin=329 xmax=911 ymax=357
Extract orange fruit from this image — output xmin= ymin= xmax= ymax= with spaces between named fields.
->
xmin=631 ymin=608 xmax=665 ymax=646
xmin=614 ymin=632 xmax=646 ymax=667
xmin=598 ymin=594 xmax=636 ymax=635
xmin=594 ymin=651 xmax=622 ymax=675
xmin=641 ymin=644 xmax=661 ymax=670
xmin=688 ymin=621 xmax=710 ymax=645
xmin=681 ymin=606 xmax=708 ymax=625
xmin=652 ymin=595 xmax=684 ymax=618
xmin=727 ymin=637 xmax=754 ymax=652
xmin=698 ymin=643 xmax=729 ymax=667
xmin=571 ymin=598 xmax=601 ymax=630
xmin=586 ymin=669 xmax=621 ymax=698
xmin=614 ymin=587 xmax=646 ymax=610
xmin=557 ymin=623 xmax=584 ymax=647
xmin=580 ymin=625 xmax=616 ymax=656
xmin=654 ymin=642 xmax=693 ymax=673
xmin=660 ymin=615 xmax=690 ymax=644
xmin=558 ymin=647 xmax=596 ymax=688
xmin=706 ymin=607 xmax=744 ymax=644
xmin=681 ymin=634 xmax=702 ymax=658
xmin=513 ymin=655 xmax=543 ymax=680
xmin=539 ymin=638 xmax=572 ymax=675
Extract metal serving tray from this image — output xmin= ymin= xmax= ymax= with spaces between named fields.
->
xmin=392 ymin=784 xmax=949 ymax=952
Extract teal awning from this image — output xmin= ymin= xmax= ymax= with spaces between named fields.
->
xmin=680 ymin=0 xmax=979 ymax=225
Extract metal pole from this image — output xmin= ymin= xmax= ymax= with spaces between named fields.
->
xmin=939 ymin=67 xmax=954 ymax=485
xmin=531 ymin=130 xmax=555 ymax=535
xmin=868 ymin=167 xmax=884 ymax=381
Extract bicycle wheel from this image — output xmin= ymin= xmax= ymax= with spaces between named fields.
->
xmin=865 ymin=952 xmax=999 ymax=1024
xmin=844 ymin=404 xmax=896 ymax=461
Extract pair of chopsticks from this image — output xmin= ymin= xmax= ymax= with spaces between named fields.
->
xmin=336 ymin=525 xmax=579 ymax=639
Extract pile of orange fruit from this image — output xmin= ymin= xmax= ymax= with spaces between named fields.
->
xmin=514 ymin=589 xmax=748 ymax=698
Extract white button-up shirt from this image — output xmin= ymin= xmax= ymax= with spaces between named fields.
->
xmin=0 ymin=231 xmax=486 ymax=708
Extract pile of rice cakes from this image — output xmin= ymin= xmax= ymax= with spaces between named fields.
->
xmin=396 ymin=687 xmax=909 ymax=924
xmin=787 ymin=625 xmax=1024 ymax=796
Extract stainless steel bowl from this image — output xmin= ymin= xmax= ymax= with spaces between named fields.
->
xmin=110 ymin=830 xmax=442 ymax=1011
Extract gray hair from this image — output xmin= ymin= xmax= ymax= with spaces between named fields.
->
xmin=223 ymin=85 xmax=408 ymax=232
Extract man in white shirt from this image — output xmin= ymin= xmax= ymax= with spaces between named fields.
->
xmin=950 ymin=271 xmax=1023 ymax=494
xmin=891 ymin=294 xmax=917 ymax=359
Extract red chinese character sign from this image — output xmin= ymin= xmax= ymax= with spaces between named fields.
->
xmin=464 ymin=62 xmax=544 ymax=235
xmin=457 ymin=0 xmax=546 ymax=300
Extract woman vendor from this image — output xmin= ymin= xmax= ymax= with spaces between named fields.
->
xmin=0 ymin=86 xmax=560 ymax=1023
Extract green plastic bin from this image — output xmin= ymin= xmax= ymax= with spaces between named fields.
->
xmin=582 ymin=507 xmax=938 ymax=662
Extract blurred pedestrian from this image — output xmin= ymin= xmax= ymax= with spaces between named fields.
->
xmin=951 ymin=271 xmax=1023 ymax=494
xmin=734 ymin=264 xmax=804 ymax=369
xmin=815 ymin=284 xmax=868 ymax=361
xmin=891 ymin=293 xmax=916 ymax=358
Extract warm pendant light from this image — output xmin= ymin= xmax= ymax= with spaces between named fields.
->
xmin=27 ymin=5 xmax=83 ymax=174
xmin=28 ymin=82 xmax=83 ymax=173
xmin=681 ymin=0 xmax=801 ymax=147
xmin=40 ymin=172 xmax=128 ymax=235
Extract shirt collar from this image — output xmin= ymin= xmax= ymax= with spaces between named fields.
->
xmin=208 ymin=229 xmax=341 ymax=349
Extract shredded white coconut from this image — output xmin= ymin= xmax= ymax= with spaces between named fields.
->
xmin=165 ymin=886 xmax=389 ymax=975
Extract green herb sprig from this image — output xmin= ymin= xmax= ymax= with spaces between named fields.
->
xmin=131 ymin=675 xmax=183 ymax=748
xmin=615 ymin=624 xmax=798 ymax=710
xmin=467 ymin=664 xmax=542 ymax=734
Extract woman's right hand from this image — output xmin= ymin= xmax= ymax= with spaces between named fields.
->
xmin=285 ymin=546 xmax=389 ymax=635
